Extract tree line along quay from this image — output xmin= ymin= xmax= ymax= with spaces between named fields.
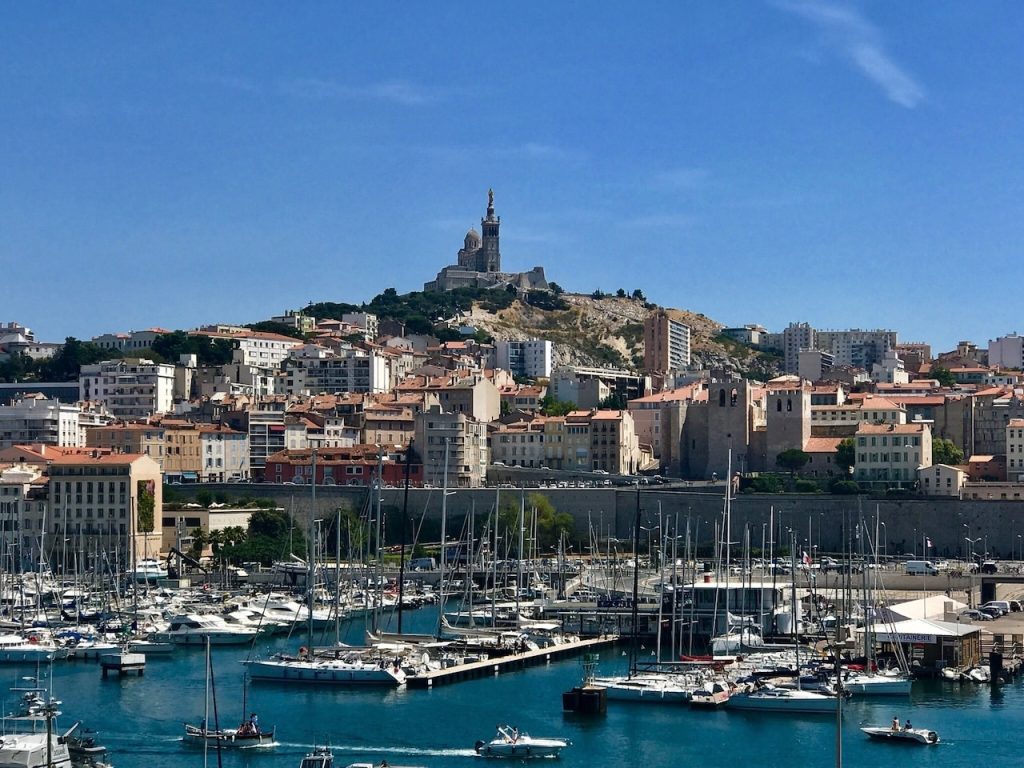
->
xmin=171 ymin=482 xmax=1024 ymax=563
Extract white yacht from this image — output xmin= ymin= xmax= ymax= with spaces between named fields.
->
xmin=245 ymin=648 xmax=407 ymax=686
xmin=150 ymin=614 xmax=258 ymax=645
xmin=841 ymin=670 xmax=913 ymax=696
xmin=474 ymin=725 xmax=570 ymax=758
xmin=726 ymin=683 xmax=838 ymax=713
xmin=591 ymin=672 xmax=694 ymax=702
xmin=0 ymin=634 xmax=61 ymax=664
xmin=132 ymin=558 xmax=168 ymax=584
xmin=0 ymin=732 xmax=72 ymax=768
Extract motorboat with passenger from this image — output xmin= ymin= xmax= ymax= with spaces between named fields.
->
xmin=474 ymin=725 xmax=570 ymax=758
xmin=861 ymin=725 xmax=939 ymax=744
xmin=183 ymin=717 xmax=276 ymax=748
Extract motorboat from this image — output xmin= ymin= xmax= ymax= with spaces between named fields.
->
xmin=689 ymin=679 xmax=732 ymax=707
xmin=132 ymin=558 xmax=168 ymax=584
xmin=150 ymin=614 xmax=258 ymax=645
xmin=0 ymin=732 xmax=72 ymax=767
xmin=861 ymin=725 xmax=939 ymax=744
xmin=841 ymin=670 xmax=913 ymax=696
xmin=726 ymin=683 xmax=838 ymax=714
xmin=183 ymin=720 xmax=276 ymax=748
xmin=65 ymin=723 xmax=108 ymax=762
xmin=474 ymin=725 xmax=570 ymax=758
xmin=301 ymin=747 xmax=334 ymax=768
xmin=345 ymin=763 xmax=426 ymax=768
xmin=0 ymin=633 xmax=61 ymax=664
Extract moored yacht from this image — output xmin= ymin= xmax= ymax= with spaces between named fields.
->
xmin=150 ymin=614 xmax=257 ymax=645
xmin=245 ymin=647 xmax=407 ymax=686
xmin=726 ymin=683 xmax=838 ymax=714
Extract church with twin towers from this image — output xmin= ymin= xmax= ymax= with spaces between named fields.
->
xmin=424 ymin=189 xmax=549 ymax=292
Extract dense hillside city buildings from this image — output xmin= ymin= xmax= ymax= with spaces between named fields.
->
xmin=7 ymin=193 xmax=1024 ymax=559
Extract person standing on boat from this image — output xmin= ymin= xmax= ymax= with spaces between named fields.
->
xmin=891 ymin=716 xmax=900 ymax=731
xmin=250 ymin=713 xmax=259 ymax=734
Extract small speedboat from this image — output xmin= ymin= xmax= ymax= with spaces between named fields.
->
xmin=475 ymin=725 xmax=570 ymax=758
xmin=861 ymin=726 xmax=939 ymax=745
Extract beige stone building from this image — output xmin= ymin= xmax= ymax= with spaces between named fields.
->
xmin=414 ymin=406 xmax=489 ymax=487
xmin=854 ymin=422 xmax=931 ymax=488
xmin=87 ymin=423 xmax=166 ymax=468
xmin=364 ymin=406 xmax=416 ymax=449
xmin=47 ymin=452 xmax=163 ymax=568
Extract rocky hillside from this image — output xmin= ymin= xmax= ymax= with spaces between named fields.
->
xmin=466 ymin=293 xmax=782 ymax=380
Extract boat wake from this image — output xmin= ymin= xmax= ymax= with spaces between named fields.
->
xmin=276 ymin=742 xmax=478 ymax=758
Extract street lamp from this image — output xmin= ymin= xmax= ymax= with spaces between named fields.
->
xmin=880 ymin=521 xmax=887 ymax=560
xmin=962 ymin=524 xmax=969 ymax=563
xmin=965 ymin=537 xmax=980 ymax=564
xmin=1018 ymin=534 xmax=1022 ymax=563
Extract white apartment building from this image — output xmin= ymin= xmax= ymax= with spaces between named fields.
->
xmin=495 ymin=339 xmax=553 ymax=379
xmin=854 ymin=422 xmax=931 ymax=487
xmin=989 ymin=334 xmax=1024 ymax=370
xmin=247 ymin=410 xmax=309 ymax=477
xmin=783 ymin=323 xmax=815 ymax=374
xmin=0 ymin=395 xmax=86 ymax=448
xmin=285 ymin=346 xmax=390 ymax=395
xmin=0 ymin=464 xmax=46 ymax=568
xmin=491 ymin=419 xmax=548 ymax=468
xmin=871 ymin=352 xmax=909 ymax=385
xmin=193 ymin=328 xmax=301 ymax=368
xmin=816 ymin=329 xmax=897 ymax=369
xmin=198 ymin=425 xmax=250 ymax=482
xmin=79 ymin=359 xmax=175 ymax=419
xmin=341 ymin=313 xmax=379 ymax=341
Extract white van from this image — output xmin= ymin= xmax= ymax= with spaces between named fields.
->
xmin=905 ymin=560 xmax=939 ymax=575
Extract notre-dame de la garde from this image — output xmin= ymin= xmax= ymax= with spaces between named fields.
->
xmin=424 ymin=190 xmax=548 ymax=293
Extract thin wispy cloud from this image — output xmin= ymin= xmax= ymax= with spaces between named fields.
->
xmin=775 ymin=0 xmax=925 ymax=108
xmin=281 ymin=77 xmax=437 ymax=106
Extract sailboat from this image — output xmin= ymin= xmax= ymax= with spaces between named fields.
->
xmin=727 ymin=534 xmax=839 ymax=715
xmin=185 ymin=641 xmax=276 ymax=748
xmin=245 ymin=450 xmax=407 ymax=687
xmin=590 ymin=485 xmax=694 ymax=703
xmin=840 ymin=513 xmax=912 ymax=697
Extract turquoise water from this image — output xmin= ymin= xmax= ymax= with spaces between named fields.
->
xmin=20 ymin=608 xmax=1024 ymax=768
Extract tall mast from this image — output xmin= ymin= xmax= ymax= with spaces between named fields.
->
xmin=307 ymin=449 xmax=316 ymax=650
xmin=436 ymin=438 xmax=450 ymax=637
xmin=629 ymin=482 xmax=641 ymax=677
xmin=397 ymin=439 xmax=413 ymax=634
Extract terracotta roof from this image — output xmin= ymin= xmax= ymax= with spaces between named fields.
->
xmin=1009 ymin=418 xmax=1024 ymax=428
xmin=856 ymin=423 xmax=928 ymax=435
xmin=51 ymin=453 xmax=147 ymax=465
xmin=629 ymin=385 xmax=701 ymax=404
xmin=804 ymin=436 xmax=843 ymax=453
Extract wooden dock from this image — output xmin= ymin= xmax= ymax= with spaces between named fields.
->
xmin=406 ymin=636 xmax=618 ymax=689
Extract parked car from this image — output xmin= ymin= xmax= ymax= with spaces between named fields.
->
xmin=1009 ymin=600 xmax=1022 ymax=612
xmin=982 ymin=601 xmax=1010 ymax=616
xmin=978 ymin=606 xmax=1003 ymax=619
xmin=958 ymin=609 xmax=993 ymax=622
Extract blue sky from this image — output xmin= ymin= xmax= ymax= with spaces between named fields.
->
xmin=2 ymin=2 xmax=1023 ymax=353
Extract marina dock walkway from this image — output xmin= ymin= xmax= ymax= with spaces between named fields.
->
xmin=406 ymin=635 xmax=618 ymax=689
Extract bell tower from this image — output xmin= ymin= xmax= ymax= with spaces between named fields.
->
xmin=480 ymin=188 xmax=501 ymax=272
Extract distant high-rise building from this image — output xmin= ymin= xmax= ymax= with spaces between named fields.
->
xmin=496 ymin=339 xmax=552 ymax=379
xmin=644 ymin=310 xmax=691 ymax=373
xmin=989 ymin=334 xmax=1024 ymax=369
xmin=783 ymin=322 xmax=815 ymax=374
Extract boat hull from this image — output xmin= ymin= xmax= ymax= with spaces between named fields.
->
xmin=861 ymin=727 xmax=939 ymax=745
xmin=183 ymin=724 xmax=276 ymax=748
xmin=727 ymin=690 xmax=838 ymax=714
xmin=245 ymin=658 xmax=405 ymax=686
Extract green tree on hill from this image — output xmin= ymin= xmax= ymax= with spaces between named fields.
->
xmin=933 ymin=438 xmax=964 ymax=466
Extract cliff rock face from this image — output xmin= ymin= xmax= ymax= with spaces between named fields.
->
xmin=465 ymin=293 xmax=782 ymax=379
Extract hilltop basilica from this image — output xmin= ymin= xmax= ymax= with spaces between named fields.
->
xmin=424 ymin=190 xmax=549 ymax=293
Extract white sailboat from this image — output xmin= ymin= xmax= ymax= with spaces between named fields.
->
xmin=245 ymin=450 xmax=407 ymax=687
xmin=727 ymin=533 xmax=838 ymax=715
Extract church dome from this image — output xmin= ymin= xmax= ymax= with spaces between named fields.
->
xmin=464 ymin=228 xmax=482 ymax=249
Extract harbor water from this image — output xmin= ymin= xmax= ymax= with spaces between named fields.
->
xmin=17 ymin=607 xmax=1024 ymax=768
